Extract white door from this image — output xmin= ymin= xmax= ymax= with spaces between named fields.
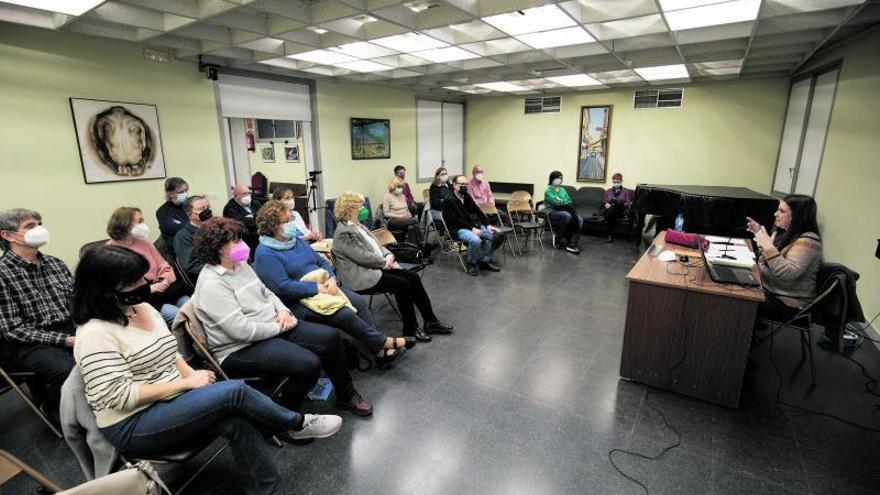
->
xmin=794 ymin=69 xmax=838 ymax=196
xmin=441 ymin=101 xmax=464 ymax=177
xmin=772 ymin=78 xmax=811 ymax=195
xmin=417 ymin=99 xmax=443 ymax=181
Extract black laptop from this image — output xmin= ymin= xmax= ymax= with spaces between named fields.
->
xmin=699 ymin=244 xmax=760 ymax=287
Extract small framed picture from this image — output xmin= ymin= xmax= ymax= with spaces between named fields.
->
xmin=285 ymin=145 xmax=300 ymax=163
xmin=260 ymin=144 xmax=275 ymax=163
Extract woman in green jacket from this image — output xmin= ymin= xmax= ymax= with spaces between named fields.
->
xmin=544 ymin=171 xmax=581 ymax=254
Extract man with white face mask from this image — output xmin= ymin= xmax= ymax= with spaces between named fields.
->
xmin=468 ymin=164 xmax=508 ymax=224
xmin=0 ymin=208 xmax=76 ymax=425
xmin=223 ymin=183 xmax=263 ymax=253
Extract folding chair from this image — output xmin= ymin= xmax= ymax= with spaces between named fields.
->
xmin=0 ymin=366 xmax=63 ymax=438
xmin=754 ymin=279 xmax=841 ymax=387
xmin=0 ymin=449 xmax=63 ymax=492
xmin=479 ymin=204 xmax=519 ymax=257
xmin=371 ymin=228 xmax=425 ymax=275
xmin=438 ymin=213 xmax=469 ymax=273
xmin=507 ymin=199 xmax=545 ymax=254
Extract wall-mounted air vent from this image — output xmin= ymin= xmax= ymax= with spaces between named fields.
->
xmin=633 ymin=88 xmax=684 ymax=109
xmin=256 ymin=119 xmax=300 ymax=140
xmin=524 ymin=96 xmax=561 ymax=114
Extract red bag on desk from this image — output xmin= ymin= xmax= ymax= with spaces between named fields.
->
xmin=664 ymin=229 xmax=709 ymax=250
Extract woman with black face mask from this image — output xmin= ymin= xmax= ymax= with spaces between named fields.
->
xmin=71 ymin=245 xmax=342 ymax=495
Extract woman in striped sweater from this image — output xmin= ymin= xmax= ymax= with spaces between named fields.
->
xmin=72 ymin=245 xmax=342 ymax=495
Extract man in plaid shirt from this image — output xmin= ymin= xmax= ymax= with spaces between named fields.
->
xmin=0 ymin=209 xmax=76 ymax=423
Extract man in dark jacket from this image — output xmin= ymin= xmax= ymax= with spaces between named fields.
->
xmin=174 ymin=195 xmax=212 ymax=284
xmin=155 ymin=177 xmax=190 ymax=248
xmin=442 ymin=175 xmax=504 ymax=276
xmin=222 ymin=183 xmax=262 ymax=253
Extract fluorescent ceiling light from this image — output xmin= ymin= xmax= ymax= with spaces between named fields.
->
xmin=372 ymin=32 xmax=448 ymax=52
xmin=3 ymin=0 xmax=104 ymax=15
xmin=662 ymin=0 xmax=761 ymax=31
xmin=482 ymin=5 xmax=576 ymax=36
xmin=547 ymin=74 xmax=603 ymax=87
xmin=516 ymin=27 xmax=595 ymax=49
xmin=412 ymin=46 xmax=479 ymax=63
xmin=334 ymin=60 xmax=393 ymax=73
xmin=475 ymin=81 xmax=527 ymax=92
xmin=288 ymin=49 xmax=357 ymax=65
xmin=307 ymin=27 xmax=328 ymax=34
xmin=330 ymin=42 xmax=397 ymax=59
xmin=634 ymin=64 xmax=690 ymax=80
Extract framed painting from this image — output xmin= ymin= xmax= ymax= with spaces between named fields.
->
xmin=284 ymin=145 xmax=300 ymax=163
xmin=69 ymin=98 xmax=167 ymax=184
xmin=576 ymin=105 xmax=612 ymax=182
xmin=260 ymin=144 xmax=275 ymax=163
xmin=351 ymin=118 xmax=390 ymax=160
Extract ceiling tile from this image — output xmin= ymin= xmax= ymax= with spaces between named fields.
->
xmin=585 ymin=14 xmax=667 ymax=41
xmin=609 ymin=32 xmax=675 ymax=52
xmin=756 ymin=8 xmax=851 ymax=35
xmin=422 ymin=20 xmax=506 ymax=44
xmin=559 ymin=0 xmax=659 ymax=24
xmin=760 ymin=0 xmax=866 ymax=19
xmin=674 ymin=21 xmax=755 ymax=45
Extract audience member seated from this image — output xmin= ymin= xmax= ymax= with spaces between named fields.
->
xmin=468 ymin=165 xmax=509 ymax=224
xmin=603 ymin=172 xmax=632 ymax=243
xmin=383 ymin=178 xmax=424 ymax=247
xmin=332 ymin=193 xmax=453 ymax=343
xmin=393 ymin=165 xmax=421 ymax=217
xmin=191 ymin=217 xmax=372 ymax=416
xmin=174 ymin=195 xmax=212 ymax=283
xmin=155 ymin=177 xmax=190 ymax=248
xmin=429 ymin=166 xmax=452 ymax=223
xmin=105 ymin=207 xmax=189 ymax=326
xmin=0 ymin=208 xmax=75 ymax=424
xmin=223 ymin=183 xmax=262 ymax=253
xmin=272 ymin=188 xmax=323 ymax=243
xmin=72 ymin=245 xmax=342 ymax=495
xmin=544 ymin=171 xmax=582 ymax=254
xmin=443 ymin=176 xmax=505 ymax=276
xmin=748 ymin=194 xmax=823 ymax=328
xmin=254 ymin=201 xmax=412 ymax=368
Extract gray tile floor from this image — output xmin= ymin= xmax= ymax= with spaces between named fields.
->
xmin=2 ymin=236 xmax=879 ymax=494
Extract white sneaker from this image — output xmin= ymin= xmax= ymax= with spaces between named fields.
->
xmin=287 ymin=414 xmax=342 ymax=440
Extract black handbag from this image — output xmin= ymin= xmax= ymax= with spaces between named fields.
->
xmin=385 ymin=241 xmax=423 ymax=265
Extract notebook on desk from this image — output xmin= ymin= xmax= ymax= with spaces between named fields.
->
xmin=699 ymin=243 xmax=760 ymax=287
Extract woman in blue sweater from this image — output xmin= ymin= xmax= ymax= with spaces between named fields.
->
xmin=253 ymin=201 xmax=414 ymax=369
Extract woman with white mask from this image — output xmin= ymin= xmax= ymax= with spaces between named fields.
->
xmin=271 ymin=188 xmax=323 ymax=243
xmin=106 ymin=207 xmax=189 ymax=325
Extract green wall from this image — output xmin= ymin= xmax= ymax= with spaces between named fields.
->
xmin=799 ymin=27 xmax=880 ymax=333
xmin=0 ymin=23 xmax=226 ymax=268
xmin=465 ymin=78 xmax=790 ymax=193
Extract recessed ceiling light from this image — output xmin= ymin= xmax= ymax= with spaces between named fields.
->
xmin=412 ymin=46 xmax=479 ymax=63
xmin=2 ymin=0 xmax=104 ymax=15
xmin=475 ymin=81 xmax=527 ymax=92
xmin=352 ymin=14 xmax=377 ymax=23
xmin=405 ymin=1 xmax=436 ymax=13
xmin=634 ymin=64 xmax=690 ymax=80
xmin=330 ymin=42 xmax=397 ymax=59
xmin=547 ymin=74 xmax=603 ymax=87
xmin=288 ymin=49 xmax=357 ymax=65
xmin=662 ymin=0 xmax=761 ymax=31
xmin=482 ymin=5 xmax=576 ymax=36
xmin=334 ymin=60 xmax=393 ymax=73
xmin=516 ymin=27 xmax=595 ymax=49
xmin=307 ymin=27 xmax=328 ymax=34
xmin=372 ymin=32 xmax=449 ymax=52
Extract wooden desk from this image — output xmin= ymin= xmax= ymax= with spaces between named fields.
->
xmin=619 ymin=232 xmax=765 ymax=407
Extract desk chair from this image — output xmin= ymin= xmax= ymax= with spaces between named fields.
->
xmin=507 ymin=199 xmax=545 ymax=254
xmin=0 ymin=367 xmax=63 ymax=439
xmin=478 ymin=204 xmax=519 ymax=257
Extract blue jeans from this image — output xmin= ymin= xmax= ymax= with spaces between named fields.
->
xmin=159 ymin=295 xmax=190 ymax=327
xmin=101 ymin=380 xmax=300 ymax=495
xmin=221 ymin=320 xmax=354 ymax=410
xmin=457 ymin=226 xmax=496 ymax=265
xmin=290 ymin=288 xmax=387 ymax=354
xmin=548 ymin=209 xmax=581 ymax=248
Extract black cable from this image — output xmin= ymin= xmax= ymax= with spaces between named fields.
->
xmin=607 ymin=390 xmax=683 ymax=495
xmin=839 ymin=353 xmax=880 ymax=400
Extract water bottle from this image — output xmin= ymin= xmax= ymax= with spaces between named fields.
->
xmin=674 ymin=213 xmax=685 ymax=232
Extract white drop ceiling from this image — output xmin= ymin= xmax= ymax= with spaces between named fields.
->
xmin=1 ymin=0 xmax=878 ymax=97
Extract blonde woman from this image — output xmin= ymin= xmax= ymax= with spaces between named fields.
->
xmin=383 ymin=178 xmax=422 ymax=246
xmin=428 ymin=167 xmax=452 ymax=222
xmin=333 ymin=192 xmax=453 ymax=343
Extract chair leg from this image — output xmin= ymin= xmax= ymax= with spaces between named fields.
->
xmin=806 ymin=318 xmax=816 ymax=387
xmin=173 ymin=442 xmax=230 ymax=495
xmin=0 ymin=368 xmax=63 ymax=439
xmin=383 ymin=293 xmax=402 ymax=319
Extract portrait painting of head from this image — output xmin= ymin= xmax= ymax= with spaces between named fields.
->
xmin=285 ymin=145 xmax=300 ymax=163
xmin=576 ymin=105 xmax=612 ymax=182
xmin=70 ymin=98 xmax=167 ymax=184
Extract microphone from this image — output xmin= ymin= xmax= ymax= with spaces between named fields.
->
xmin=719 ymin=226 xmax=749 ymax=260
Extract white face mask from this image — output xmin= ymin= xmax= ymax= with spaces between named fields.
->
xmin=474 ymin=173 xmax=484 ymax=182
xmin=394 ymin=187 xmax=403 ymax=196
xmin=283 ymin=199 xmax=295 ymax=210
xmin=439 ymin=174 xmax=448 ymax=182
xmin=18 ymin=225 xmax=49 ymax=248
xmin=240 ymin=195 xmax=252 ymax=207
xmin=131 ymin=223 xmax=150 ymax=240
xmin=552 ymin=178 xmax=562 ymax=186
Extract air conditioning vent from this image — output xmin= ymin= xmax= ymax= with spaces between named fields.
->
xmin=524 ymin=96 xmax=561 ymax=114
xmin=256 ymin=119 xmax=300 ymax=140
xmin=633 ymin=88 xmax=683 ymax=109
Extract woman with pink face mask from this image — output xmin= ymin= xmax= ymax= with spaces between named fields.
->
xmin=105 ymin=206 xmax=190 ymax=326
